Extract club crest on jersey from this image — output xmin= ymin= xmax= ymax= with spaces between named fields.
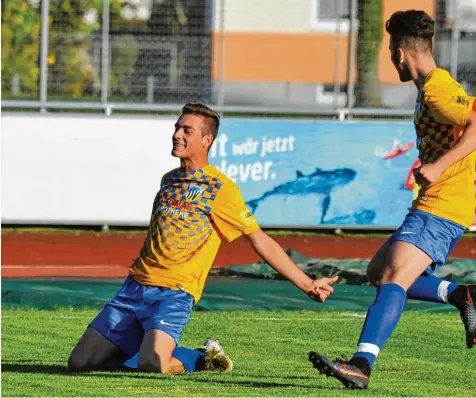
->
xmin=414 ymin=90 xmax=423 ymax=120
xmin=185 ymin=185 xmax=204 ymax=201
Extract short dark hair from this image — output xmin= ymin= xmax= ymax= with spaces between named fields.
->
xmin=181 ymin=103 xmax=220 ymax=141
xmin=385 ymin=10 xmax=435 ymax=51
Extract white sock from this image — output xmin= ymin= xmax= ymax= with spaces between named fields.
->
xmin=356 ymin=343 xmax=380 ymax=357
xmin=438 ymin=280 xmax=451 ymax=303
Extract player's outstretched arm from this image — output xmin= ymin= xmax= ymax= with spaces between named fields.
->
xmin=245 ymin=228 xmax=338 ymax=302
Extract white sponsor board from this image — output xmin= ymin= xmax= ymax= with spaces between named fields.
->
xmin=1 ymin=114 xmax=178 ymax=225
xmin=2 ymin=113 xmax=475 ymax=231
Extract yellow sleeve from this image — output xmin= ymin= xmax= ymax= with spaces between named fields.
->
xmin=424 ymin=83 xmax=475 ymax=127
xmin=412 ymin=182 xmax=420 ymax=200
xmin=211 ymin=182 xmax=260 ymax=242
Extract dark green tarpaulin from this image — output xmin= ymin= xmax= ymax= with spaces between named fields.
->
xmin=2 ymin=251 xmax=475 ymax=311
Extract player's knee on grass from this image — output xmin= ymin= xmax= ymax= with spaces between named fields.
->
xmin=67 ymin=351 xmax=103 ymax=372
xmin=138 ymin=352 xmax=173 ymax=374
xmin=67 ymin=327 xmax=120 ymax=372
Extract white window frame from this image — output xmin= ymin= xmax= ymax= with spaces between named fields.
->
xmin=309 ymin=0 xmax=352 ymax=33
xmin=446 ymin=0 xmax=476 ymax=32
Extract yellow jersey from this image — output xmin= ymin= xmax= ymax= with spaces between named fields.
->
xmin=412 ymin=68 xmax=476 ymax=228
xmin=129 ymin=165 xmax=259 ymax=302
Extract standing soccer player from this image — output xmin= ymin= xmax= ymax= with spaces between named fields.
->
xmin=67 ymin=103 xmax=338 ymax=375
xmin=309 ymin=10 xmax=476 ymax=389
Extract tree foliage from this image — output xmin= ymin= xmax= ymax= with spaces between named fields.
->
xmin=355 ymin=0 xmax=383 ymax=107
xmin=1 ymin=0 xmax=42 ymax=95
xmin=1 ymin=0 xmax=132 ymax=99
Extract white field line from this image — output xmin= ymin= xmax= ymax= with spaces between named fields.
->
xmin=2 ymin=316 xmax=362 ymax=321
xmin=2 ymin=312 xmax=461 ymax=324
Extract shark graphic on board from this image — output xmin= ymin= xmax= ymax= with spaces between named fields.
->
xmin=246 ymin=167 xmax=357 ymax=224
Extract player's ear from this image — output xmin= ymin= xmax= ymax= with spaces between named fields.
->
xmin=202 ymin=133 xmax=213 ymax=149
xmin=398 ymin=48 xmax=406 ymax=64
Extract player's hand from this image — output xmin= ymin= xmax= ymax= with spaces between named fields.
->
xmin=413 ymin=163 xmax=443 ymax=186
xmin=305 ymin=276 xmax=339 ymax=303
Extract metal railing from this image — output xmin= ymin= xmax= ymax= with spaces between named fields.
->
xmin=2 ymin=0 xmax=474 ymax=117
xmin=1 ymin=99 xmax=415 ymax=122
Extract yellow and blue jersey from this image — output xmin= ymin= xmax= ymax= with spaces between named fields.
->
xmin=412 ymin=68 xmax=476 ymax=228
xmin=129 ymin=165 xmax=259 ymax=303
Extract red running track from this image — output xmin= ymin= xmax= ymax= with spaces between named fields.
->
xmin=2 ymin=232 xmax=475 ymax=278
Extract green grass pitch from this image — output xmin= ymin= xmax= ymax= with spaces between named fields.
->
xmin=2 ymin=309 xmax=475 ymax=396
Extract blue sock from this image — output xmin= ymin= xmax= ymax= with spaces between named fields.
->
xmin=352 ymin=283 xmax=406 ymax=368
xmin=172 ymin=347 xmax=206 ymax=373
xmin=124 ymin=354 xmax=139 ymax=369
xmin=407 ymin=274 xmax=458 ymax=304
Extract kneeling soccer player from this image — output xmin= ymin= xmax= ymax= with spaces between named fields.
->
xmin=68 ymin=103 xmax=338 ymax=374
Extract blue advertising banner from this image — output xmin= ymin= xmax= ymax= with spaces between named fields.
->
xmin=209 ymin=119 xmax=420 ymax=228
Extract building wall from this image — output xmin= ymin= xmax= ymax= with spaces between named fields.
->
xmin=211 ymin=0 xmax=435 ymax=85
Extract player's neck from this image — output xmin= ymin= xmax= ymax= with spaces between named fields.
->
xmin=180 ymin=157 xmax=209 ymax=173
xmin=413 ymin=56 xmax=438 ymax=89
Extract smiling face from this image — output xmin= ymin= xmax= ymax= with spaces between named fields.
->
xmin=171 ymin=113 xmax=213 ymax=160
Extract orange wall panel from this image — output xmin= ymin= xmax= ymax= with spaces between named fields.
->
xmin=212 ymin=0 xmax=435 ymax=85
xmin=213 ymin=32 xmax=350 ymax=83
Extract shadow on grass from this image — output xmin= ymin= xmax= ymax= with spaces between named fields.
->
xmin=1 ymin=363 xmax=334 ymax=391
xmin=2 ymin=363 xmax=68 ymax=374
xmin=189 ymin=377 xmax=332 ymax=390
xmin=0 ymin=363 xmax=178 ymax=378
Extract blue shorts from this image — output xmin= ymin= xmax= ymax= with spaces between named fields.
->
xmin=389 ymin=209 xmax=466 ymax=274
xmin=90 ymin=276 xmax=194 ymax=357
